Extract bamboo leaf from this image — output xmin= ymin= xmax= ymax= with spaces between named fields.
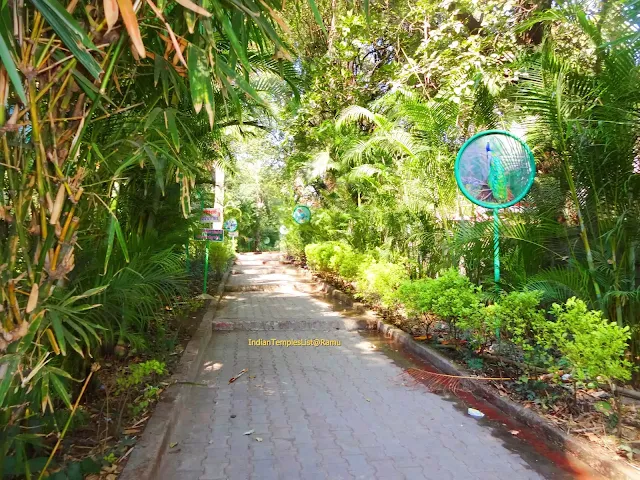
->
xmin=62 ymin=285 xmax=109 ymax=305
xmin=217 ymin=58 xmax=264 ymax=106
xmin=185 ymin=8 xmax=196 ymax=33
xmin=175 ymin=0 xmax=212 ymax=16
xmin=115 ymin=0 xmax=146 ymax=58
xmin=26 ymin=283 xmax=39 ymax=313
xmin=104 ymin=215 xmax=116 ymax=274
xmin=40 ymin=374 xmax=50 ymax=413
xmin=210 ymin=0 xmax=250 ymax=72
xmin=113 ymin=216 xmax=130 ymax=263
xmin=0 ymin=26 xmax=27 ymax=104
xmin=306 ymin=0 xmax=327 ymax=37
xmin=51 ymin=312 xmax=68 ymax=356
xmin=0 ymin=355 xmax=19 ymax=407
xmin=165 ymin=108 xmax=180 ymax=152
xmin=104 ymin=0 xmax=120 ymax=32
xmin=63 ymin=328 xmax=84 ymax=358
xmin=166 ymin=23 xmax=188 ymax=68
xmin=145 ymin=106 xmax=163 ymax=130
xmin=187 ymin=44 xmax=207 ymax=114
xmin=46 ymin=366 xmax=76 ymax=380
xmin=50 ymin=372 xmax=73 ymax=408
xmin=65 ymin=319 xmax=93 ymax=355
xmin=30 ymin=0 xmax=103 ymax=78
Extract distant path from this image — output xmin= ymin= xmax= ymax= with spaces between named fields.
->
xmin=158 ymin=253 xmax=594 ymax=480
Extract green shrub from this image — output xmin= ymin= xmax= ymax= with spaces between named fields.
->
xmin=305 ymin=242 xmax=335 ymax=271
xmin=337 ymin=250 xmax=366 ymax=280
xmin=281 ymin=227 xmax=307 ymax=261
xmin=539 ymin=298 xmax=632 ymax=383
xmin=396 ymin=278 xmax=436 ymax=319
xmin=327 ymin=242 xmax=354 ymax=273
xmin=305 ymin=241 xmax=356 ymax=275
xmin=460 ymin=290 xmax=546 ymax=353
xmin=427 ymin=269 xmax=481 ymax=338
xmin=396 ymin=278 xmax=438 ymax=333
xmin=356 ymin=260 xmax=409 ymax=308
xmin=208 ymin=241 xmax=235 ymax=279
xmin=116 ymin=360 xmax=166 ymax=395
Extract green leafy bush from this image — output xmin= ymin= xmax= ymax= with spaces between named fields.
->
xmin=281 ymin=226 xmax=307 ymax=261
xmin=210 ymin=241 xmax=235 ymax=277
xmin=305 ymin=242 xmax=341 ymax=272
xmin=396 ymin=279 xmax=437 ymax=317
xmin=427 ymin=269 xmax=481 ymax=334
xmin=116 ymin=360 xmax=166 ymax=395
xmin=338 ymin=250 xmax=367 ymax=281
xmin=356 ymin=260 xmax=409 ymax=308
xmin=396 ymin=278 xmax=438 ymax=333
xmin=304 ymin=241 xmax=363 ymax=280
xmin=461 ymin=291 xmax=545 ymax=354
xmin=539 ymin=298 xmax=632 ymax=383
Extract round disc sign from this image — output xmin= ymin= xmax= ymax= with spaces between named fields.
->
xmin=454 ymin=130 xmax=535 ymax=209
xmin=292 ymin=205 xmax=311 ymax=224
xmin=224 ymin=218 xmax=238 ymax=232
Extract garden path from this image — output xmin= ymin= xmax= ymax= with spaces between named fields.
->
xmin=157 ymin=253 xmax=596 ymax=480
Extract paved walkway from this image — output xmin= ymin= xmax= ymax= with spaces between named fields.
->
xmin=158 ymin=253 xmax=591 ymax=480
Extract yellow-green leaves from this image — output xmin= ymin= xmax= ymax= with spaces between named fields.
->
xmin=30 ymin=0 xmax=102 ymax=79
xmin=175 ymin=0 xmax=212 ymax=16
xmin=187 ymin=44 xmax=216 ymax=128
xmin=116 ymin=0 xmax=146 ymax=58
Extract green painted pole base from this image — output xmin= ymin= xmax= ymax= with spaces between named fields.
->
xmin=493 ymin=208 xmax=501 ymax=341
xmin=203 ymin=240 xmax=210 ymax=294
xmin=493 ymin=208 xmax=500 ymax=285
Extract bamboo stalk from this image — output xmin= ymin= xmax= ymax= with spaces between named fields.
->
xmin=37 ymin=364 xmax=101 ymax=480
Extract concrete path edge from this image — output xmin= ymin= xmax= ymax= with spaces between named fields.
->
xmin=289 ymin=262 xmax=640 ymax=480
xmin=120 ymin=258 xmax=235 ymax=480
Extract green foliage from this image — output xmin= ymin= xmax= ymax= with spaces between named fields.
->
xmin=462 ymin=291 xmax=546 ymax=353
xmin=305 ymin=242 xmax=341 ymax=272
xmin=539 ymin=298 xmax=632 ymax=383
xmin=356 ymin=259 xmax=409 ymax=308
xmin=396 ymin=279 xmax=437 ymax=319
xmin=116 ymin=360 xmax=166 ymax=395
xmin=207 ymin=241 xmax=235 ymax=279
xmin=338 ymin=251 xmax=368 ymax=281
xmin=425 ymin=270 xmax=481 ymax=331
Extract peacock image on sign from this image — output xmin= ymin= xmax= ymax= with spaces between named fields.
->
xmin=455 ymin=130 xmax=536 ymax=285
xmin=456 ymin=131 xmax=534 ymax=210
xmin=292 ymin=205 xmax=311 ymax=224
xmin=486 ymin=142 xmax=509 ymax=203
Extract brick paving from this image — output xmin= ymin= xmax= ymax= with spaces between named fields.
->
xmin=158 ymin=253 xmax=587 ymax=480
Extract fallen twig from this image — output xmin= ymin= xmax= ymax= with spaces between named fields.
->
xmin=229 ymin=368 xmax=248 ymax=384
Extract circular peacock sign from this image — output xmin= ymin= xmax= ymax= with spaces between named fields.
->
xmin=223 ymin=218 xmax=238 ymax=232
xmin=454 ymin=130 xmax=535 ymax=210
xmin=292 ymin=205 xmax=311 ymax=225
xmin=455 ymin=130 xmax=535 ymax=285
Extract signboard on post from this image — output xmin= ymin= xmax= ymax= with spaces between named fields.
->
xmin=201 ymin=208 xmax=222 ymax=224
xmin=228 ymin=231 xmax=238 ymax=238
xmin=197 ymin=207 xmax=224 ymax=242
xmin=197 ymin=229 xmax=224 ymax=242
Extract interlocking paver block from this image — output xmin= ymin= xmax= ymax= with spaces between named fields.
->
xmin=156 ymin=253 xmax=585 ymax=480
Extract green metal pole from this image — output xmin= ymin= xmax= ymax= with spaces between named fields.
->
xmin=203 ymin=240 xmax=209 ymax=294
xmin=493 ymin=208 xmax=500 ymax=285
xmin=493 ymin=208 xmax=501 ymax=342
